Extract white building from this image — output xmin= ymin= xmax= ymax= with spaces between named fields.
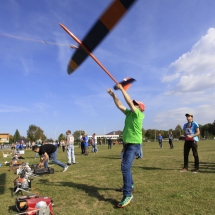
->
xmin=88 ymin=134 xmax=119 ymax=139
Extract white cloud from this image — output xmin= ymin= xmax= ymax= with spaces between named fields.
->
xmin=152 ymin=104 xmax=215 ymax=129
xmin=32 ymin=103 xmax=50 ymax=112
xmin=162 ymin=28 xmax=215 ymax=93
xmin=0 ymin=104 xmax=28 ymax=113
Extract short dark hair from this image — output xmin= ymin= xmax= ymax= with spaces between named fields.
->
xmin=66 ymin=130 xmax=71 ymax=134
xmin=32 ymin=145 xmax=39 ymax=151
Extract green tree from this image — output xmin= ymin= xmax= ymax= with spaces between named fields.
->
xmin=9 ymin=135 xmax=14 ymax=144
xmin=142 ymin=128 xmax=146 ymax=139
xmin=58 ymin=133 xmax=65 ymax=141
xmin=175 ymin=124 xmax=182 ymax=137
xmin=46 ymin=138 xmax=54 ymax=142
xmin=73 ymin=130 xmax=85 ymax=144
xmin=145 ymin=129 xmax=155 ymax=140
xmin=27 ymin=125 xmax=46 ymax=142
xmin=13 ymin=129 xmax=21 ymax=142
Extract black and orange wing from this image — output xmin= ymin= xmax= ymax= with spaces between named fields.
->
xmin=68 ymin=0 xmax=137 ymax=74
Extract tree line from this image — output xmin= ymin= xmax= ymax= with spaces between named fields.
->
xmin=7 ymin=121 xmax=215 ymax=144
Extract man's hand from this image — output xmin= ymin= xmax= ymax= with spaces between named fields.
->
xmin=115 ymin=84 xmax=123 ymax=91
xmin=107 ymin=88 xmax=114 ymax=97
xmin=187 ymin=135 xmax=193 ymax=138
xmin=38 ymin=162 xmax=43 ymax=168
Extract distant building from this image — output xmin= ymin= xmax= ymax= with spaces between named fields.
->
xmin=88 ymin=130 xmax=122 ymax=140
xmin=88 ymin=134 xmax=119 ymax=140
xmin=0 ymin=133 xmax=10 ymax=143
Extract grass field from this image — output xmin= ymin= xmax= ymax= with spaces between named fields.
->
xmin=1 ymin=140 xmax=215 ymax=215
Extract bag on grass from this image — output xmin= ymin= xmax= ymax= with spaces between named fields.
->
xmin=33 ymin=167 xmax=54 ymax=175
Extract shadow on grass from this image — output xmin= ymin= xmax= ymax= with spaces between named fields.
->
xmin=0 ymin=173 xmax=6 ymax=195
xmin=100 ymin=156 xmax=121 ymax=160
xmin=39 ymin=179 xmax=119 ymax=208
xmin=8 ymin=205 xmax=17 ymax=214
xmin=138 ymin=166 xmax=162 ymax=170
xmin=97 ymin=154 xmax=121 ymax=160
xmin=136 ymin=166 xmax=177 ymax=171
xmin=190 ymin=161 xmax=215 ymax=173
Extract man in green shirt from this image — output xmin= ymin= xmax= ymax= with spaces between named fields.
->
xmin=107 ymin=84 xmax=145 ymax=208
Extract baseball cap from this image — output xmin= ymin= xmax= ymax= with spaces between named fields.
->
xmin=133 ymin=100 xmax=145 ymax=112
xmin=185 ymin=113 xmax=193 ymax=117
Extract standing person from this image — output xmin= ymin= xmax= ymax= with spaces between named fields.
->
xmin=66 ymin=130 xmax=76 ymax=165
xmin=107 ymin=138 xmax=112 ymax=149
xmin=180 ymin=113 xmax=200 ymax=173
xmin=80 ymin=135 xmax=85 ymax=154
xmin=168 ymin=132 xmax=174 ymax=149
xmin=92 ymin=133 xmax=98 ymax=153
xmin=82 ymin=133 xmax=89 ymax=155
xmin=158 ymin=133 xmax=163 ymax=148
xmin=107 ymin=84 xmax=145 ymax=208
xmin=32 ymin=144 xmax=68 ymax=172
xmin=61 ymin=140 xmax=66 ymax=152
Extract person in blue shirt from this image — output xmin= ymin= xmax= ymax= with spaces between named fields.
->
xmin=15 ymin=142 xmax=20 ymax=151
xmin=157 ymin=134 xmax=163 ymax=148
xmin=82 ymin=133 xmax=89 ymax=155
xmin=180 ymin=113 xmax=200 ymax=173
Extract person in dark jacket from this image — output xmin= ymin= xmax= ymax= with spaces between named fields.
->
xmin=32 ymin=144 xmax=68 ymax=172
xmin=168 ymin=132 xmax=174 ymax=149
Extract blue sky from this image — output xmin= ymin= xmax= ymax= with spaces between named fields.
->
xmin=1 ymin=0 xmax=215 ymax=139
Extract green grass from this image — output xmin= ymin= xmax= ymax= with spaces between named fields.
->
xmin=1 ymin=140 xmax=215 ymax=215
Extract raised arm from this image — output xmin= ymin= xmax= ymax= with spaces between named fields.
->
xmin=107 ymin=88 xmax=126 ymax=113
xmin=116 ymin=84 xmax=136 ymax=112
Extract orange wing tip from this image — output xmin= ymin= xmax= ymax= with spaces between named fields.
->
xmin=113 ymin=78 xmax=136 ymax=91
xmin=68 ymin=60 xmax=79 ymax=74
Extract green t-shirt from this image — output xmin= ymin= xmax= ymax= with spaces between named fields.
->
xmin=122 ymin=108 xmax=144 ymax=144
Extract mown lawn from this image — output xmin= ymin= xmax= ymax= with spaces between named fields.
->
xmin=0 ymin=140 xmax=215 ymax=215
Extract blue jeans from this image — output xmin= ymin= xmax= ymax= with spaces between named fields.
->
xmin=67 ymin=145 xmax=75 ymax=163
xmin=92 ymin=144 xmax=98 ymax=153
xmin=44 ymin=148 xmax=66 ymax=168
xmin=121 ymin=144 xmax=140 ymax=197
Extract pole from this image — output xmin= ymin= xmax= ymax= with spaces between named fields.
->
xmin=55 ymin=126 xmax=57 ymax=141
xmin=104 ymin=127 xmax=106 ymax=145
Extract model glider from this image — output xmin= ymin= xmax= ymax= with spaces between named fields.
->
xmin=60 ymin=0 xmax=137 ymax=90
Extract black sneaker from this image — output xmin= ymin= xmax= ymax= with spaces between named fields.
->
xmin=67 ymin=163 xmax=71 ymax=165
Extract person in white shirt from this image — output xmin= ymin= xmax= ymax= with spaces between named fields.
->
xmin=91 ymin=133 xmax=98 ymax=153
xmin=66 ymin=130 xmax=76 ymax=165
xmin=61 ymin=140 xmax=66 ymax=152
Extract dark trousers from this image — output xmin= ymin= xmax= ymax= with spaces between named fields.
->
xmin=158 ymin=141 xmax=162 ymax=148
xmin=108 ymin=143 xmax=112 ymax=149
xmin=169 ymin=139 xmax=173 ymax=148
xmin=81 ymin=143 xmax=85 ymax=154
xmin=183 ymin=141 xmax=199 ymax=170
